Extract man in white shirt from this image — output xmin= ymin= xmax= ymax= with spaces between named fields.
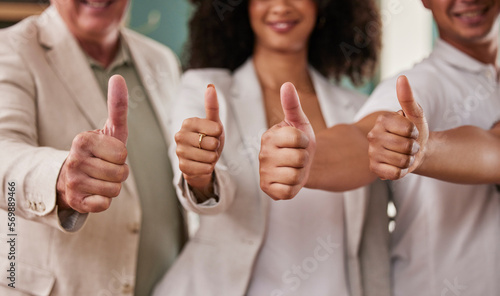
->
xmin=259 ymin=0 xmax=500 ymax=295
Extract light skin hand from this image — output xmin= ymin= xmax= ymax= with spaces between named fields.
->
xmin=175 ymin=85 xmax=224 ymax=202
xmin=367 ymin=75 xmax=429 ymax=180
xmin=259 ymin=82 xmax=316 ymax=200
xmin=56 ymin=75 xmax=130 ymax=213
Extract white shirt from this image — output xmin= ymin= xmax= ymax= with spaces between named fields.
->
xmin=247 ymin=188 xmax=349 ymax=296
xmin=356 ymin=39 xmax=500 ymax=296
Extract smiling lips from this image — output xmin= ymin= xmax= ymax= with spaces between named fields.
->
xmin=267 ymin=21 xmax=299 ymax=33
xmin=80 ymin=0 xmax=112 ymax=9
xmin=453 ymin=6 xmax=489 ymax=23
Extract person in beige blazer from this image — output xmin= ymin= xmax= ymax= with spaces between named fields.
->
xmin=0 ymin=2 xmax=185 ymax=295
xmin=154 ymin=0 xmax=390 ymax=295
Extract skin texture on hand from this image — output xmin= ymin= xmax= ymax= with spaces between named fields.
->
xmin=56 ymin=75 xmax=130 ymax=213
xmin=259 ymin=82 xmax=316 ymax=200
xmin=175 ymin=84 xmax=224 ymax=202
xmin=367 ymin=75 xmax=429 ymax=180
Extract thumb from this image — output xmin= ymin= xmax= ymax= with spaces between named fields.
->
xmin=280 ymin=82 xmax=309 ymax=128
xmin=103 ymin=75 xmax=129 ymax=144
xmin=205 ymin=84 xmax=220 ymax=122
xmin=396 ymin=75 xmax=424 ymax=124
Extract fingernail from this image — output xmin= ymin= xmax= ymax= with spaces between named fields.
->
xmin=207 ymin=84 xmax=215 ymax=89
xmin=408 ymin=155 xmax=415 ymax=167
xmin=411 ymin=142 xmax=420 ymax=154
xmin=411 ymin=126 xmax=419 ymax=139
xmin=400 ymin=168 xmax=408 ymax=178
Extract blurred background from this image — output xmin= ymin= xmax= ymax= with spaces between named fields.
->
xmin=0 ymin=0 xmax=434 ymax=91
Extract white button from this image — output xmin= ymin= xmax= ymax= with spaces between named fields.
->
xmin=128 ymin=222 xmax=140 ymax=234
xmin=122 ymin=282 xmax=134 ymax=294
xmin=37 ymin=202 xmax=46 ymax=212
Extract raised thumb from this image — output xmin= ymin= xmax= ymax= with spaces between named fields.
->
xmin=103 ymin=75 xmax=129 ymax=144
xmin=280 ymin=82 xmax=309 ymax=127
xmin=396 ymin=75 xmax=424 ymax=123
xmin=204 ymin=84 xmax=220 ymax=122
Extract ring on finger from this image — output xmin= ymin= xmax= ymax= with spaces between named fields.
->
xmin=198 ymin=133 xmax=206 ymax=149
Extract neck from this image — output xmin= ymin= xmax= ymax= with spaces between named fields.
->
xmin=253 ymin=46 xmax=314 ymax=93
xmin=442 ymin=34 xmax=499 ymax=66
xmin=77 ymin=32 xmax=121 ymax=69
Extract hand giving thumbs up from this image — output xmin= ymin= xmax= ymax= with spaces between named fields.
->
xmin=175 ymin=84 xmax=224 ymax=201
xmin=56 ymin=75 xmax=130 ymax=213
xmin=259 ymin=82 xmax=316 ymax=200
xmin=367 ymin=75 xmax=429 ymax=180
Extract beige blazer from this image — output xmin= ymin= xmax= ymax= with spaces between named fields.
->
xmin=0 ymin=7 xmax=181 ymax=296
xmin=155 ymin=60 xmax=391 ymax=296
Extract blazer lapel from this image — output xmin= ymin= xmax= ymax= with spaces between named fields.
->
xmin=38 ymin=6 xmax=108 ymax=130
xmin=123 ymin=30 xmax=175 ymax=145
xmin=229 ymin=59 xmax=271 ymax=216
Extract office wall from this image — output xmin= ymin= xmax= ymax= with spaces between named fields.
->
xmin=379 ymin=0 xmax=433 ymax=80
xmin=128 ymin=0 xmax=192 ymax=64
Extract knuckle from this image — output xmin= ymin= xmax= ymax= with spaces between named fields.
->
xmin=405 ymin=123 xmax=416 ymax=136
xmin=290 ymin=171 xmax=302 ymax=185
xmin=206 ymin=138 xmax=219 ymax=151
xmin=294 ymin=151 xmax=308 ymax=167
xmin=66 ymin=195 xmax=79 ymax=209
xmin=205 ymin=163 xmax=216 ymax=174
xmin=176 ymin=145 xmax=186 ymax=157
xmin=403 ymin=140 xmax=415 ymax=154
xmin=377 ymin=114 xmax=390 ymax=126
xmin=207 ymin=152 xmax=218 ymax=163
xmin=182 ymin=118 xmax=197 ymax=130
xmin=178 ymin=159 xmax=190 ymax=174
xmin=110 ymin=184 xmax=121 ymax=197
xmin=390 ymin=169 xmax=401 ymax=180
xmin=65 ymin=174 xmax=80 ymax=191
xmin=399 ymin=155 xmax=412 ymax=168
xmin=261 ymin=131 xmax=273 ymax=143
xmin=368 ymin=144 xmax=377 ymax=158
xmin=65 ymin=157 xmax=81 ymax=171
xmin=213 ymin=123 xmax=223 ymax=136
xmin=281 ymin=186 xmax=295 ymax=200
xmin=367 ymin=130 xmax=377 ymax=142
xmin=260 ymin=179 xmax=269 ymax=192
xmin=174 ymin=131 xmax=184 ymax=144
xmin=117 ymin=147 xmax=128 ymax=162
xmin=72 ymin=133 xmax=89 ymax=150
xmin=118 ymin=165 xmax=129 ymax=181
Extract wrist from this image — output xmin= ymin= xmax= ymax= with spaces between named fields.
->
xmin=186 ymin=173 xmax=219 ymax=203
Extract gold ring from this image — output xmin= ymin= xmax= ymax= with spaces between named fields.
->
xmin=198 ymin=133 xmax=206 ymax=149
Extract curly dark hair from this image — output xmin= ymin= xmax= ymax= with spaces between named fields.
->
xmin=185 ymin=0 xmax=381 ymax=85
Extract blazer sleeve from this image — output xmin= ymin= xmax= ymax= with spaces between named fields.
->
xmin=168 ymin=69 xmax=236 ymax=215
xmin=0 ymin=34 xmax=82 ymax=232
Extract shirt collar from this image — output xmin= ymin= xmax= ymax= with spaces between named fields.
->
xmin=431 ymin=38 xmax=497 ymax=76
xmin=87 ymin=36 xmax=132 ymax=71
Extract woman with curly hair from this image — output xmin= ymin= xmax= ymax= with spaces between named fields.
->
xmin=154 ymin=0 xmax=389 ymax=295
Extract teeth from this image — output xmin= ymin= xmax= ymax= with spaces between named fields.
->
xmin=275 ymin=23 xmax=291 ymax=29
xmin=460 ymin=11 xmax=481 ymax=18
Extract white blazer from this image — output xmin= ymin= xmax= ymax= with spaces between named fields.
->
xmin=0 ymin=7 xmax=182 ymax=295
xmin=155 ymin=60 xmax=391 ymax=296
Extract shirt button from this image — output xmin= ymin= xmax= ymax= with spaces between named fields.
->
xmin=122 ymin=282 xmax=134 ymax=294
xmin=37 ymin=202 xmax=46 ymax=212
xmin=28 ymin=201 xmax=37 ymax=211
xmin=128 ymin=222 xmax=140 ymax=234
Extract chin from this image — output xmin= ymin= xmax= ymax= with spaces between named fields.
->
xmin=79 ymin=20 xmax=120 ymax=36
